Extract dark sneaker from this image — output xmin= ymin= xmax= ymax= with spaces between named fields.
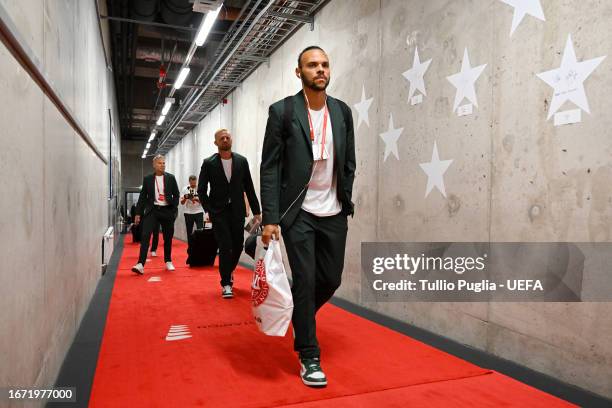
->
xmin=299 ymin=357 xmax=327 ymax=387
xmin=222 ymin=285 xmax=233 ymax=299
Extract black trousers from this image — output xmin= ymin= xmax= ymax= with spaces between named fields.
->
xmin=184 ymin=212 xmax=204 ymax=243
xmin=150 ymin=221 xmax=160 ymax=251
xmin=211 ymin=206 xmax=244 ymax=287
xmin=283 ymin=210 xmax=348 ymax=359
xmin=138 ymin=206 xmax=176 ymax=264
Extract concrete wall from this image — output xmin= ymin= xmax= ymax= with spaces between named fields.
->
xmin=121 ymin=139 xmax=152 ymax=206
xmin=162 ymin=0 xmax=612 ymax=398
xmin=0 ymin=0 xmax=121 ymax=399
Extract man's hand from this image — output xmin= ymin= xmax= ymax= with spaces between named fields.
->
xmin=262 ymin=224 xmax=279 ymax=246
xmin=134 ymin=215 xmax=141 ymax=225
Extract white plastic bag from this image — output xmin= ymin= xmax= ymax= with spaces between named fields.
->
xmin=251 ymin=240 xmax=294 ymax=336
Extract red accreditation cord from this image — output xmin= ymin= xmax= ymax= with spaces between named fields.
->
xmin=155 ymin=175 xmax=166 ymax=202
xmin=305 ymin=96 xmax=328 ymax=160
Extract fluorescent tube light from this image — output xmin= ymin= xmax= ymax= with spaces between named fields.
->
xmin=162 ymin=101 xmax=172 ymax=115
xmin=195 ymin=6 xmax=222 ymax=46
xmin=173 ymin=67 xmax=190 ymax=90
xmin=157 ymin=115 xmax=166 ymax=126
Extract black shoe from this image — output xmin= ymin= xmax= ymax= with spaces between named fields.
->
xmin=299 ymin=357 xmax=327 ymax=387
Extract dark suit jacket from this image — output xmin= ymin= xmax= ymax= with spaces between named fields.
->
xmin=135 ymin=172 xmax=180 ymax=218
xmin=197 ymin=152 xmax=261 ymax=220
xmin=260 ymin=90 xmax=356 ymax=230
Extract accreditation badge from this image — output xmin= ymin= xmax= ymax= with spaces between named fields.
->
xmin=312 ymin=143 xmax=329 ymax=161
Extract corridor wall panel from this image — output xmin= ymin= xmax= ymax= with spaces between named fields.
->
xmin=0 ymin=0 xmax=121 ymax=398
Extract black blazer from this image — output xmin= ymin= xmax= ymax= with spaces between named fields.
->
xmin=135 ymin=172 xmax=180 ymax=218
xmin=260 ymin=90 xmax=356 ymax=230
xmin=197 ymin=152 xmax=261 ymax=220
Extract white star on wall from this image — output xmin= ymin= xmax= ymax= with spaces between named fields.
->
xmin=446 ymin=48 xmax=487 ymax=113
xmin=402 ymin=47 xmax=432 ymax=101
xmin=500 ymin=0 xmax=546 ymax=37
xmin=353 ymin=85 xmax=374 ymax=130
xmin=537 ymin=34 xmax=606 ymax=120
xmin=379 ymin=114 xmax=403 ymax=161
xmin=419 ymin=142 xmax=453 ymax=198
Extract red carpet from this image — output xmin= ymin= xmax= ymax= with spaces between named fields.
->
xmin=89 ymin=236 xmax=574 ymax=407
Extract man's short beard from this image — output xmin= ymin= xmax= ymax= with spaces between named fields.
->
xmin=219 ymin=144 xmax=231 ymax=151
xmin=302 ymin=76 xmax=329 ymax=91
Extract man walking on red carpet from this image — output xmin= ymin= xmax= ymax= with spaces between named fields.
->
xmin=132 ymin=154 xmax=180 ymax=275
xmin=197 ymin=129 xmax=261 ymax=299
xmin=260 ymin=46 xmax=356 ymax=387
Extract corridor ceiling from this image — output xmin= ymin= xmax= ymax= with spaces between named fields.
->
xmin=104 ymin=0 xmax=326 ymax=153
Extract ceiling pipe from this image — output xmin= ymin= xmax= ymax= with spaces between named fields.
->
xmin=136 ymin=45 xmax=208 ymax=66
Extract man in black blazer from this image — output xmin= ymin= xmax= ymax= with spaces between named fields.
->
xmin=132 ymin=154 xmax=180 ymax=275
xmin=260 ymin=46 xmax=355 ymax=388
xmin=198 ymin=129 xmax=261 ymax=298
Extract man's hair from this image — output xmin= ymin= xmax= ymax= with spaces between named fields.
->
xmin=153 ymin=154 xmax=165 ymax=162
xmin=297 ymin=45 xmax=326 ymax=67
xmin=214 ymin=128 xmax=229 ymax=138
xmin=188 ymin=175 xmax=197 ymax=181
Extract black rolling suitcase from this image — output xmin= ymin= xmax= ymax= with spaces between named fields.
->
xmin=187 ymin=224 xmax=218 ymax=266
xmin=131 ymin=223 xmax=141 ymax=243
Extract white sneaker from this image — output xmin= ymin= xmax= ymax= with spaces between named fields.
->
xmin=222 ymin=285 xmax=233 ymax=299
xmin=151 ymin=251 xmax=157 ymax=257
xmin=166 ymin=262 xmax=175 ymax=271
xmin=131 ymin=263 xmax=144 ymax=275
xmin=300 ymin=357 xmax=327 ymax=387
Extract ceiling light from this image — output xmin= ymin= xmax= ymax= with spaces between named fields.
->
xmin=141 ymin=154 xmax=146 ymax=159
xmin=157 ymin=115 xmax=166 ymax=126
xmin=146 ymin=142 xmax=151 ymax=148
xmin=195 ymin=5 xmax=222 ymax=46
xmin=173 ymin=67 xmax=190 ymax=90
xmin=162 ymin=98 xmax=175 ymax=115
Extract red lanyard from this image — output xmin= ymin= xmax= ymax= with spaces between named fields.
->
xmin=305 ymin=96 xmax=328 ymax=159
xmin=155 ymin=175 xmax=165 ymax=198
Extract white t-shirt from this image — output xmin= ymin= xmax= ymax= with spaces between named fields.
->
xmin=154 ymin=175 xmax=168 ymax=206
xmin=222 ymin=158 xmax=232 ymax=183
xmin=301 ymin=107 xmax=342 ymax=217
xmin=181 ymin=186 xmax=204 ymax=214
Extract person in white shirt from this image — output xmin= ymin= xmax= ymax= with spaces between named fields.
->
xmin=261 ymin=46 xmax=355 ymax=388
xmin=180 ymin=175 xmax=206 ymax=243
